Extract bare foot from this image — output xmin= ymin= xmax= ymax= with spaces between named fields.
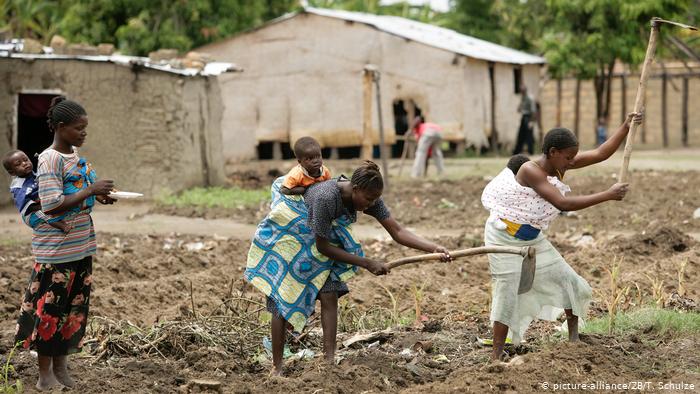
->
xmin=53 ymin=356 xmax=76 ymax=388
xmin=36 ymin=372 xmax=60 ymax=391
xmin=269 ymin=367 xmax=284 ymax=377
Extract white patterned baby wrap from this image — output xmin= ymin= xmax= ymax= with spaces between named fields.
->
xmin=481 ymin=168 xmax=571 ymax=230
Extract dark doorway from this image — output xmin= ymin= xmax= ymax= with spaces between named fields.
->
xmin=280 ymin=142 xmax=294 ymax=160
xmin=391 ymin=99 xmax=408 ymax=158
xmin=256 ymin=141 xmax=295 ymax=160
xmin=513 ymin=67 xmax=523 ymax=94
xmin=257 ymin=142 xmax=274 ymax=159
xmin=337 ymin=146 xmax=361 ymax=159
xmin=321 ymin=147 xmax=332 ymax=159
xmin=17 ymin=94 xmax=58 ymax=169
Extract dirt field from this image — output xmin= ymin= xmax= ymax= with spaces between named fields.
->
xmin=0 ymin=163 xmax=699 ymax=393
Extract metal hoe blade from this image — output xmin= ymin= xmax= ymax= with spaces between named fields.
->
xmin=517 ymin=246 xmax=537 ymax=294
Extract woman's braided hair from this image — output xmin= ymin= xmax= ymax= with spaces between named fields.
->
xmin=542 ymin=127 xmax=578 ymax=157
xmin=351 ymin=160 xmax=383 ymax=192
xmin=46 ymin=96 xmax=86 ymax=132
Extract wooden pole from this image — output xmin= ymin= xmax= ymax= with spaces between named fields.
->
xmin=556 ymin=78 xmax=562 ymax=126
xmin=619 ymin=19 xmax=660 ymax=183
xmin=361 ymin=68 xmax=373 ymax=160
xmin=372 ymin=69 xmax=390 ymax=189
xmin=387 ymin=246 xmax=530 ymax=269
xmin=641 ymin=86 xmax=647 ymax=144
xmin=661 ymin=72 xmax=668 ymax=147
xmin=397 ymin=134 xmax=411 ymax=177
xmin=488 ymin=63 xmax=498 ymax=152
xmin=620 ymin=73 xmax=627 ymax=124
xmin=573 ymin=78 xmax=581 ymax=138
xmin=682 ymin=76 xmax=689 ymax=147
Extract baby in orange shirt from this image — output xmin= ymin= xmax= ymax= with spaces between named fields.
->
xmin=280 ymin=137 xmax=331 ymax=195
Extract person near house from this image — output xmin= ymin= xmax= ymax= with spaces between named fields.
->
xmin=280 ymin=136 xmax=331 ymax=195
xmin=14 ymin=96 xmax=116 ymax=390
xmin=3 ymin=150 xmax=71 ymax=233
xmin=410 ymin=116 xmax=445 ymax=177
xmin=512 ymin=85 xmax=537 ymax=155
xmin=482 ymin=112 xmax=642 ymax=361
xmin=596 ymin=117 xmax=607 ymax=146
xmin=245 ymin=160 xmax=451 ymax=375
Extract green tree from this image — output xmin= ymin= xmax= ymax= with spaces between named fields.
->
xmin=540 ymin=0 xmax=690 ymax=132
xmin=1 ymin=0 xmax=62 ymax=44
xmin=444 ymin=0 xmax=504 ymax=44
xmin=1 ymin=0 xmax=300 ymax=56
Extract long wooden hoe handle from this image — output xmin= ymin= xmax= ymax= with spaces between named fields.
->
xmin=619 ymin=19 xmax=661 ymax=183
xmin=387 ymin=245 xmax=530 ymax=269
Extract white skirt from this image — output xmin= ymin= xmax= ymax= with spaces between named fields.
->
xmin=484 ymin=222 xmax=592 ymax=343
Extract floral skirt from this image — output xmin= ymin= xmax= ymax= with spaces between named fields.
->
xmin=15 ymin=256 xmax=92 ymax=356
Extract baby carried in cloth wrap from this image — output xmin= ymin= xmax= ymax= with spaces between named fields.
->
xmin=244 ymin=177 xmax=362 ymax=332
xmin=482 ymin=168 xmax=592 ymax=343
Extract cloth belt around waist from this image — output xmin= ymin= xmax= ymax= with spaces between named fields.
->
xmin=501 ymin=218 xmax=541 ymax=241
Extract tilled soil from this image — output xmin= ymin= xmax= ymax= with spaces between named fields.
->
xmin=153 ymin=170 xmax=700 ymax=237
xmin=0 ymin=225 xmax=698 ymax=392
xmin=0 ymin=169 xmax=699 ymax=393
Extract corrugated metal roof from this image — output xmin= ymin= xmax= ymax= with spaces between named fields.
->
xmin=1 ymin=41 xmax=240 ymax=76
xmin=303 ymin=7 xmax=545 ymax=65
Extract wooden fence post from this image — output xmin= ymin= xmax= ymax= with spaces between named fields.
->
xmin=682 ymin=76 xmax=689 ymax=147
xmin=362 ymin=68 xmax=374 ymax=160
xmin=661 ymin=72 xmax=668 ymax=147
xmin=573 ymin=78 xmax=581 ymax=138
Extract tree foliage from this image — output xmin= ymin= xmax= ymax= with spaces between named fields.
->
xmin=538 ymin=0 xmax=690 ymax=125
xmin=1 ymin=0 xmax=300 ymax=55
xmin=1 ymin=0 xmax=696 ymax=67
xmin=0 ymin=0 xmax=451 ymax=54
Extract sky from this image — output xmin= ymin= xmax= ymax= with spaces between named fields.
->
xmin=379 ymin=0 xmax=451 ymax=13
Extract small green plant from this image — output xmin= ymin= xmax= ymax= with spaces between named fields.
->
xmin=0 ymin=238 xmax=23 ymax=248
xmin=599 ymin=257 xmax=630 ymax=335
xmin=377 ymin=283 xmax=400 ymax=326
xmin=677 ymin=259 xmax=688 ymax=297
xmin=411 ymin=280 xmax=429 ymax=326
xmin=645 ymin=274 xmax=667 ymax=307
xmin=1 ymin=343 xmax=23 ymax=394
xmin=633 ymin=282 xmax=644 ymax=309
xmin=158 ymin=187 xmax=269 ymax=209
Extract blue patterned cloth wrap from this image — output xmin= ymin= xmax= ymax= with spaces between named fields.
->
xmin=244 ymin=177 xmax=362 ymax=332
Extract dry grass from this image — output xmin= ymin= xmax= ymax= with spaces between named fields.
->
xmin=84 ymin=291 xmax=268 ymax=365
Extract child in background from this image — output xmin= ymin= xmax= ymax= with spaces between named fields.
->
xmin=280 ymin=136 xmax=331 ymax=195
xmin=3 ymin=150 xmax=70 ymax=232
xmin=481 ymin=112 xmax=642 ymax=361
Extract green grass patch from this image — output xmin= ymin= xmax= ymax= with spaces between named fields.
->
xmin=0 ymin=238 xmax=24 ymax=248
xmin=158 ymin=187 xmax=269 ymax=209
xmin=583 ymin=308 xmax=700 ymax=337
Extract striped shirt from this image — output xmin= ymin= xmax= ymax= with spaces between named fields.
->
xmin=32 ymin=149 xmax=96 ymax=264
